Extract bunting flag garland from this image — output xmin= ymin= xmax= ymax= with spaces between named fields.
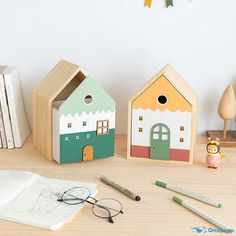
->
xmin=144 ymin=0 xmax=152 ymax=8
xmin=166 ymin=0 xmax=173 ymax=7
xmin=144 ymin=0 xmax=174 ymax=8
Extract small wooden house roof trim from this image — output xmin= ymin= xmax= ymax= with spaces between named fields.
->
xmin=33 ymin=60 xmax=88 ymax=101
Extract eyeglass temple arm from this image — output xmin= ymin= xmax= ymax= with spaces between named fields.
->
xmin=58 ymin=195 xmax=120 ymax=215
xmin=57 ymin=193 xmax=87 ymax=202
xmin=58 ymin=194 xmax=121 ymax=214
xmin=57 ymin=193 xmax=96 ymax=206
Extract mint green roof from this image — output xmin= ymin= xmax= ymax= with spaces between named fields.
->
xmin=59 ymin=76 xmax=115 ymax=116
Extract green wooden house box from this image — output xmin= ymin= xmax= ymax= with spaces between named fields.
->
xmin=48 ymin=60 xmax=115 ymax=164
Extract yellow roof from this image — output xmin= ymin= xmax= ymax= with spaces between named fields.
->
xmin=130 ymin=64 xmax=197 ymax=112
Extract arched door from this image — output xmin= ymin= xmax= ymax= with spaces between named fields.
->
xmin=83 ymin=145 xmax=94 ymax=161
xmin=150 ymin=123 xmax=170 ymax=160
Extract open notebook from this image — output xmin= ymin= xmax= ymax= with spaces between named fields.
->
xmin=0 ymin=170 xmax=97 ymax=230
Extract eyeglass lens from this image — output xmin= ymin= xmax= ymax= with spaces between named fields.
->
xmin=61 ymin=187 xmax=123 ymax=222
xmin=62 ymin=187 xmax=90 ymax=205
xmin=92 ymin=198 xmax=123 ymax=218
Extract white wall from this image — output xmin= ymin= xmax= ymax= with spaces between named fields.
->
xmin=131 ymin=109 xmax=191 ymax=149
xmin=1 ymin=0 xmax=236 ymax=134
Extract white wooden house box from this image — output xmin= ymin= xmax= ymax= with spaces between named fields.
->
xmin=127 ymin=64 xmax=197 ymax=164
xmin=33 ymin=60 xmax=115 ymax=163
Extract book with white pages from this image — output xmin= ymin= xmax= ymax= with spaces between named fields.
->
xmin=0 ymin=170 xmax=97 ymax=230
xmin=4 ymin=67 xmax=30 ymax=147
xmin=0 ymin=67 xmax=14 ymax=148
xmin=0 ymin=102 xmax=7 ymax=148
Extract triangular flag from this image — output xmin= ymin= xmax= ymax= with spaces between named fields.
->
xmin=144 ymin=0 xmax=152 ymax=8
xmin=166 ymin=0 xmax=173 ymax=7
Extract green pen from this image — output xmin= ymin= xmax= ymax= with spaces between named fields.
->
xmin=156 ymin=180 xmax=222 ymax=208
xmin=173 ymin=196 xmax=233 ymax=233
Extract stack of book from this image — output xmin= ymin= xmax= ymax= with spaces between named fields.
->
xmin=0 ymin=66 xmax=30 ymax=148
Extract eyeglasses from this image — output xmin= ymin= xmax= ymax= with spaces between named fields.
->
xmin=57 ymin=187 xmax=123 ymax=223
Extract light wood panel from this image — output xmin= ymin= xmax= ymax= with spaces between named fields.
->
xmin=32 ymin=60 xmax=87 ymax=160
xmin=0 ymin=135 xmax=235 ymax=236
xmin=207 ymin=130 xmax=236 ymax=147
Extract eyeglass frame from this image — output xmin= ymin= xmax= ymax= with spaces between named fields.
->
xmin=57 ymin=186 xmax=123 ymax=223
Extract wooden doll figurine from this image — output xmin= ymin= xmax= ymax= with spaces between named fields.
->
xmin=206 ymin=137 xmax=224 ymax=169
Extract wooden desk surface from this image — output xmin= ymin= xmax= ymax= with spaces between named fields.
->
xmin=0 ymin=135 xmax=235 ymax=236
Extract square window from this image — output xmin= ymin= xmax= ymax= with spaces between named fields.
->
xmin=139 ymin=116 xmax=143 ymax=121
xmin=180 ymin=126 xmax=184 ymax=131
xmin=97 ymin=128 xmax=102 ymax=134
xmin=68 ymin=123 xmax=72 ymax=128
xmin=139 ymin=128 xmax=143 ymax=133
xmin=83 ymin=121 xmax=87 ymax=126
xmin=103 ymin=128 xmax=108 ymax=134
xmin=65 ymin=137 xmax=69 ymax=141
xmin=180 ymin=138 xmax=184 ymax=143
xmin=162 ymin=134 xmax=168 ymax=140
xmin=86 ymin=134 xmax=90 ymax=139
xmin=97 ymin=121 xmax=103 ymax=127
xmin=96 ymin=120 xmax=109 ymax=135
xmin=153 ymin=133 xmax=159 ymax=139
xmin=76 ymin=135 xmax=79 ymax=140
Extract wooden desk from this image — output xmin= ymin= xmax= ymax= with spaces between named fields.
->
xmin=0 ymin=135 xmax=235 ymax=236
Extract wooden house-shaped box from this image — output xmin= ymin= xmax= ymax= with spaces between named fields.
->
xmin=127 ymin=64 xmax=197 ymax=164
xmin=33 ymin=60 xmax=115 ymax=163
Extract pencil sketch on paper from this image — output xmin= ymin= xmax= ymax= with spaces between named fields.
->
xmin=0 ymin=174 xmax=98 ymax=230
xmin=14 ymin=185 xmax=63 ymax=216
xmin=30 ymin=189 xmax=60 ymax=215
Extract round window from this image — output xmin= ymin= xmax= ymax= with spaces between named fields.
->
xmin=157 ymin=95 xmax=167 ymax=105
xmin=84 ymin=95 xmax=93 ymax=104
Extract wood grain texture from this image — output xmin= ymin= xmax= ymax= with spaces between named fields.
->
xmin=0 ymin=134 xmax=235 ymax=236
xmin=207 ymin=130 xmax=236 ymax=147
xmin=218 ymin=84 xmax=236 ymax=120
xmin=32 ymin=60 xmax=87 ymax=161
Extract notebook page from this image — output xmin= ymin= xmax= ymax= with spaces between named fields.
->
xmin=0 ymin=170 xmax=39 ymax=208
xmin=0 ymin=176 xmax=97 ymax=230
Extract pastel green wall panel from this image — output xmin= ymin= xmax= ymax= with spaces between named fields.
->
xmin=60 ymin=129 xmax=115 ymax=163
xmin=60 ymin=77 xmax=115 ymax=116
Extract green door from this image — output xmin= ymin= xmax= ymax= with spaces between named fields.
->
xmin=150 ymin=123 xmax=170 ymax=160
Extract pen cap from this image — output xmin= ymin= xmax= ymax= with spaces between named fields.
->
xmin=172 ymin=196 xmax=183 ymax=205
xmin=155 ymin=181 xmax=167 ymax=188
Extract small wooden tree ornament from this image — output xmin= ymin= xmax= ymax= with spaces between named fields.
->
xmin=218 ymin=84 xmax=236 ymax=138
xmin=207 ymin=84 xmax=236 ymax=147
